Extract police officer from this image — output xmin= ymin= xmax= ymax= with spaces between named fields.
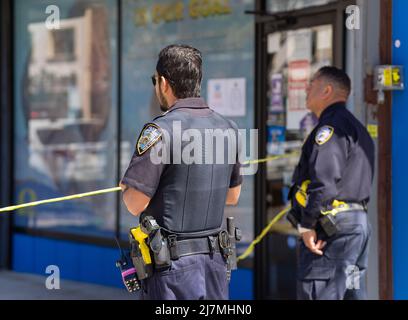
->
xmin=119 ymin=45 xmax=242 ymax=300
xmin=291 ymin=66 xmax=375 ymax=300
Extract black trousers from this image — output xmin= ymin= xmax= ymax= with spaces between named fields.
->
xmin=297 ymin=210 xmax=371 ymax=300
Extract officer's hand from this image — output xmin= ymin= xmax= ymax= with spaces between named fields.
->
xmin=302 ymin=230 xmax=326 ymax=256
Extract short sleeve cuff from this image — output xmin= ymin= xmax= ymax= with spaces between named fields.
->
xmin=120 ymin=176 xmax=156 ymax=198
xmin=300 ymin=216 xmax=318 ymax=230
xmin=229 ymin=175 xmax=243 ymax=188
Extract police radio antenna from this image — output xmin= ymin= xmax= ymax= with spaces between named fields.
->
xmin=114 ymin=237 xmax=125 ymax=258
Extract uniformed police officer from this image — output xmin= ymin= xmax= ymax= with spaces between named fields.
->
xmin=119 ymin=45 xmax=242 ymax=300
xmin=291 ymin=66 xmax=375 ymax=300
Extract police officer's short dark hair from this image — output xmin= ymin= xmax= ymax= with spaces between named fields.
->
xmin=156 ymin=45 xmax=202 ymax=99
xmin=316 ymin=66 xmax=351 ymax=96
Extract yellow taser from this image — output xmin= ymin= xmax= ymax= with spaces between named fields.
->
xmin=130 ymin=226 xmax=152 ymax=265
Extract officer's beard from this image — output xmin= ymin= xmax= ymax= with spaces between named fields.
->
xmin=158 ymin=86 xmax=169 ymax=112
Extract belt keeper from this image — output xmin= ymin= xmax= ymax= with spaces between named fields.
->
xmin=208 ymin=236 xmax=216 ymax=256
xmin=168 ymin=235 xmax=179 ymax=260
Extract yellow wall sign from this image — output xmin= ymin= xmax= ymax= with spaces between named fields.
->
xmin=375 ymin=65 xmax=404 ymax=90
xmin=392 ymin=67 xmax=402 ymax=84
xmin=383 ymin=68 xmax=392 ymax=87
xmin=135 ymin=0 xmax=232 ymax=26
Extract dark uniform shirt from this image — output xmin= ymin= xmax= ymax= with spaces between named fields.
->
xmin=292 ymin=102 xmax=375 ymax=229
xmin=121 ymin=97 xmax=242 ymax=234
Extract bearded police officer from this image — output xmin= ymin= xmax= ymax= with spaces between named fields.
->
xmin=289 ymin=66 xmax=375 ymax=300
xmin=119 ymin=45 xmax=242 ymax=300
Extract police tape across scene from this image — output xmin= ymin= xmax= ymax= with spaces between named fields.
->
xmin=0 ymin=152 xmax=300 ymax=262
xmin=0 ymin=152 xmax=299 ymax=214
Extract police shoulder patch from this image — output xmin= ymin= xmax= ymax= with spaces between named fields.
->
xmin=136 ymin=123 xmax=162 ymax=155
xmin=315 ymin=125 xmax=334 ymax=145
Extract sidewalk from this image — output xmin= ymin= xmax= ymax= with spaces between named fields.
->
xmin=0 ymin=271 xmax=138 ymax=300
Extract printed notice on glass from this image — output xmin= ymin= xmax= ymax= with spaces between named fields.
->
xmin=207 ymin=78 xmax=246 ymax=117
xmin=287 ymin=60 xmax=311 ymax=130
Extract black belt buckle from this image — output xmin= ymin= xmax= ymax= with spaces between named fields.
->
xmin=168 ymin=235 xmax=179 ymax=260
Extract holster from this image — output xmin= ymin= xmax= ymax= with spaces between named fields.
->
xmin=149 ymin=229 xmax=172 ymax=269
xmin=318 ymin=214 xmax=339 ymax=237
xmin=218 ymin=217 xmax=241 ymax=282
xmin=139 ymin=215 xmax=172 ymax=270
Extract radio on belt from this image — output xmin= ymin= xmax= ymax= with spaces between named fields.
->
xmin=374 ymin=65 xmax=404 ymax=104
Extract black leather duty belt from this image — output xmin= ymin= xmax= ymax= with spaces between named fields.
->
xmin=167 ymin=235 xmax=221 ymax=260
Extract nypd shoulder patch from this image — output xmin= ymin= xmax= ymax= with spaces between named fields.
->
xmin=136 ymin=123 xmax=162 ymax=155
xmin=315 ymin=126 xmax=334 ymax=145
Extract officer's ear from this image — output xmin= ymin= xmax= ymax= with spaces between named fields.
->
xmin=160 ymin=76 xmax=171 ymax=93
xmin=322 ymin=84 xmax=334 ymax=99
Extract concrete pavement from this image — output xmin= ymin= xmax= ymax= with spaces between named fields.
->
xmin=0 ymin=271 xmax=139 ymax=300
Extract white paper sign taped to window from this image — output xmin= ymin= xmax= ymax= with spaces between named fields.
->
xmin=207 ymin=78 xmax=246 ymax=117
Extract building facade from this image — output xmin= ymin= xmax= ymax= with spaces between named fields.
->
xmin=0 ymin=0 xmax=403 ymax=299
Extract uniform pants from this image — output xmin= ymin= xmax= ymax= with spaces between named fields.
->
xmin=142 ymin=253 xmax=229 ymax=300
xmin=297 ymin=210 xmax=371 ymax=300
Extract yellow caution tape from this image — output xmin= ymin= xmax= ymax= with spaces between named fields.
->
xmin=237 ymin=206 xmax=291 ymax=261
xmin=0 ymin=187 xmax=122 ymax=213
xmin=0 ymin=152 xmax=300 ymax=214
xmin=0 ymin=152 xmax=300 ymax=262
xmin=242 ymin=152 xmax=299 ymax=165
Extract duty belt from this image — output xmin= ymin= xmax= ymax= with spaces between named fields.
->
xmin=321 ymin=201 xmax=367 ymax=217
xmin=168 ymin=235 xmax=221 ymax=260
xmin=319 ymin=202 xmax=367 ymax=237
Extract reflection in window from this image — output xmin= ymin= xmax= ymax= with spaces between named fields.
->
xmin=14 ymin=1 xmax=117 ymax=237
xmin=267 ymin=0 xmax=337 ymax=13
xmin=48 ymin=28 xmax=76 ymax=62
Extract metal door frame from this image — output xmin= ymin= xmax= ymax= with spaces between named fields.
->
xmin=0 ymin=0 xmax=13 ymax=269
xmin=253 ymin=0 xmax=355 ymax=300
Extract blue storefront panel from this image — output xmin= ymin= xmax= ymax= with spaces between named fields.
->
xmin=12 ymin=233 xmax=123 ymax=288
xmin=392 ymin=0 xmax=408 ymax=300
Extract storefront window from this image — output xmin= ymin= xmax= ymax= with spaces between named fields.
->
xmin=13 ymin=0 xmax=255 ymax=246
xmin=119 ymin=0 xmax=255 ymax=252
xmin=267 ymin=0 xmax=337 ymax=13
xmin=14 ymin=0 xmax=118 ymax=237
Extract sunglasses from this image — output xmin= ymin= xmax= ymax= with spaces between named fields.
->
xmin=151 ymin=75 xmax=157 ymax=86
xmin=151 ymin=74 xmax=174 ymax=87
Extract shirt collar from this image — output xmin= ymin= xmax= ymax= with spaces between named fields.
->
xmin=319 ymin=101 xmax=346 ymax=121
xmin=166 ymin=97 xmax=209 ymax=113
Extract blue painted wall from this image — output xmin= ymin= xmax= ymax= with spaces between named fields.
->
xmin=12 ymin=233 xmax=253 ymax=299
xmin=12 ymin=233 xmax=123 ymax=288
xmin=392 ymin=0 xmax=408 ymax=300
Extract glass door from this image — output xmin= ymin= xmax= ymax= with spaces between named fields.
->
xmin=258 ymin=13 xmax=337 ymax=299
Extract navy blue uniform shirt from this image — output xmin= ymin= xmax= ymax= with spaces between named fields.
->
xmin=292 ymin=102 xmax=375 ymax=229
